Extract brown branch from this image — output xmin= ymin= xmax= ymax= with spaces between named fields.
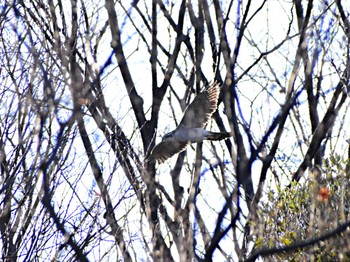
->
xmin=40 ymin=118 xmax=89 ymax=262
xmin=245 ymin=220 xmax=350 ymax=262
xmin=105 ymin=0 xmax=147 ymax=144
xmin=293 ymin=83 xmax=348 ymax=182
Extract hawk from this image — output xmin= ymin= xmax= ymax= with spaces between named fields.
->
xmin=149 ymin=82 xmax=231 ymax=163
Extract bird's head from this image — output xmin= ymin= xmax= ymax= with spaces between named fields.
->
xmin=162 ymin=130 xmax=175 ymax=141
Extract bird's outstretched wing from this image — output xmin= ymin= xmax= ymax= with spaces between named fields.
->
xmin=178 ymin=82 xmax=220 ymax=129
xmin=149 ymin=138 xmax=188 ymax=164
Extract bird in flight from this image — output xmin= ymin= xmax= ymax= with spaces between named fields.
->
xmin=149 ymin=82 xmax=231 ymax=163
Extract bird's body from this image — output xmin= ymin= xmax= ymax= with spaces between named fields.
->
xmin=170 ymin=128 xmax=230 ymax=143
xmin=171 ymin=128 xmax=209 ymax=143
xmin=149 ymin=82 xmax=231 ymax=163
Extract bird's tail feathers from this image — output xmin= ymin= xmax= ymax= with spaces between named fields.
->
xmin=206 ymin=131 xmax=231 ymax=141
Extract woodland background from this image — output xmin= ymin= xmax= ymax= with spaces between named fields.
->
xmin=1 ymin=0 xmax=350 ymax=261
